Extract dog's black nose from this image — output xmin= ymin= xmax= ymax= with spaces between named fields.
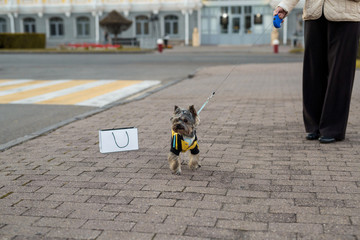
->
xmin=176 ymin=124 xmax=184 ymax=129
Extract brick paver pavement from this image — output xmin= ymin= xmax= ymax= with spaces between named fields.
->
xmin=0 ymin=62 xmax=359 ymax=240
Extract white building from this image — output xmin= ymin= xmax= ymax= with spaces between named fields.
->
xmin=0 ymin=0 xmax=304 ymax=47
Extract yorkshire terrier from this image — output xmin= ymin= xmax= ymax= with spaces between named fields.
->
xmin=168 ymin=105 xmax=201 ymax=175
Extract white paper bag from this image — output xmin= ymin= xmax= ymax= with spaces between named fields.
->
xmin=99 ymin=127 xmax=139 ymax=153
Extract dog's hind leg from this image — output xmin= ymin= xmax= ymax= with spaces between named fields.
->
xmin=189 ymin=153 xmax=201 ymax=170
xmin=168 ymin=152 xmax=182 ymax=175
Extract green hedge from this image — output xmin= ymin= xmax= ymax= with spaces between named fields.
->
xmin=0 ymin=33 xmax=46 ymax=49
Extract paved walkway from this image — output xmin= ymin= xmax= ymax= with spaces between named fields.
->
xmin=0 ymin=62 xmax=359 ymax=240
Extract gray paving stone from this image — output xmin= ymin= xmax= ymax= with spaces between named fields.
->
xmin=81 ymin=219 xmax=135 ymax=231
xmin=97 ymin=231 xmax=154 ymax=240
xmin=46 ymin=228 xmax=101 ymax=239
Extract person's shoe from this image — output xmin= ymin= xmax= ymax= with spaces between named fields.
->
xmin=306 ymin=132 xmax=320 ymax=140
xmin=319 ymin=136 xmax=336 ymax=144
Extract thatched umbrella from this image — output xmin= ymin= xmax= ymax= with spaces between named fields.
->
xmin=100 ymin=10 xmax=132 ymax=38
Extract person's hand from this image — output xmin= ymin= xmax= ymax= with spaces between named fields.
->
xmin=273 ymin=6 xmax=288 ymax=20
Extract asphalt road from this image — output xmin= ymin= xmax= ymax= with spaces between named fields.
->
xmin=0 ymin=47 xmax=303 ymax=148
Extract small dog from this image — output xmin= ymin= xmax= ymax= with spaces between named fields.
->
xmin=168 ymin=105 xmax=201 ymax=175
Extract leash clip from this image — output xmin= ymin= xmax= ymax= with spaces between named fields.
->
xmin=197 ymin=91 xmax=215 ymax=115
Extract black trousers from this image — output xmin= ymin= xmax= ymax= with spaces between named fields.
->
xmin=303 ymin=15 xmax=360 ymax=140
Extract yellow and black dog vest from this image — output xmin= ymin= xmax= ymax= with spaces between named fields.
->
xmin=170 ymin=130 xmax=199 ymax=156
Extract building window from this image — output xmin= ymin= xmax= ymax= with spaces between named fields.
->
xmin=254 ymin=13 xmax=263 ymax=25
xmin=230 ymin=6 xmax=241 ymax=34
xmin=244 ymin=6 xmax=252 ymax=34
xmin=0 ymin=18 xmax=6 ymax=33
xmin=231 ymin=6 xmax=241 ymax=14
xmin=136 ymin=15 xmax=149 ymax=35
xmin=164 ymin=15 xmax=178 ymax=35
xmin=77 ymin=17 xmax=90 ymax=37
xmin=50 ymin=17 xmax=64 ymax=37
xmin=232 ymin=17 xmax=240 ymax=33
xmin=220 ymin=6 xmax=229 ymax=34
xmin=24 ymin=18 xmax=36 ymax=33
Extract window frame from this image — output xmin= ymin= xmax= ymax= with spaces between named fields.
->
xmin=76 ymin=16 xmax=90 ymax=37
xmin=135 ymin=15 xmax=150 ymax=36
xmin=23 ymin=18 xmax=36 ymax=33
xmin=0 ymin=18 xmax=7 ymax=33
xmin=164 ymin=15 xmax=179 ymax=35
xmin=244 ymin=6 xmax=252 ymax=34
xmin=49 ymin=17 xmax=64 ymax=37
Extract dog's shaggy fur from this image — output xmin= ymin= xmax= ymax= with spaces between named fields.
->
xmin=168 ymin=105 xmax=201 ymax=175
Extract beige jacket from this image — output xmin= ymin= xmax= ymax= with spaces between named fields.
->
xmin=278 ymin=0 xmax=360 ymax=21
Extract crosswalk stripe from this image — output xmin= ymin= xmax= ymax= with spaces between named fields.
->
xmin=76 ymin=80 xmax=161 ymax=107
xmin=12 ymin=80 xmax=113 ymax=104
xmin=0 ymin=80 xmax=50 ymax=91
xmin=0 ymin=80 xmax=100 ymax=103
xmin=0 ymin=79 xmax=34 ymax=87
xmin=41 ymin=80 xmax=142 ymax=106
xmin=0 ymin=80 xmax=70 ymax=98
xmin=0 ymin=79 xmax=161 ymax=107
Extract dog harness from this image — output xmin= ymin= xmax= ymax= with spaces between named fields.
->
xmin=170 ymin=130 xmax=199 ymax=156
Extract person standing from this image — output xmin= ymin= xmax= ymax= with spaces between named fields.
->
xmin=274 ymin=0 xmax=360 ymax=143
xmin=164 ymin=34 xmax=170 ymax=48
xmin=104 ymin=31 xmax=109 ymax=44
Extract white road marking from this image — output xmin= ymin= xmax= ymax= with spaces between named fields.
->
xmin=12 ymin=80 xmax=116 ymax=104
xmin=76 ymin=80 xmax=161 ymax=107
xmin=0 ymin=80 xmax=71 ymax=97
xmin=0 ymin=79 xmax=161 ymax=107
xmin=0 ymin=79 xmax=34 ymax=87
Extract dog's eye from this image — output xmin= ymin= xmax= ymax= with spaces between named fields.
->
xmin=184 ymin=119 xmax=188 ymax=123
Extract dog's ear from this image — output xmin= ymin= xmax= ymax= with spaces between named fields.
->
xmin=188 ymin=105 xmax=197 ymax=118
xmin=189 ymin=105 xmax=200 ymax=126
xmin=171 ymin=106 xmax=181 ymax=121
xmin=174 ymin=105 xmax=181 ymax=114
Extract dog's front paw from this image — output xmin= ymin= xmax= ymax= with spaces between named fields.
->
xmin=168 ymin=152 xmax=182 ymax=175
xmin=189 ymin=154 xmax=200 ymax=171
xmin=175 ymin=169 xmax=182 ymax=175
xmin=189 ymin=163 xmax=201 ymax=171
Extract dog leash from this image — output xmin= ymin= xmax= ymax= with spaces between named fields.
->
xmin=197 ymin=16 xmax=282 ymax=116
xmin=197 ymin=65 xmax=236 ymax=115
